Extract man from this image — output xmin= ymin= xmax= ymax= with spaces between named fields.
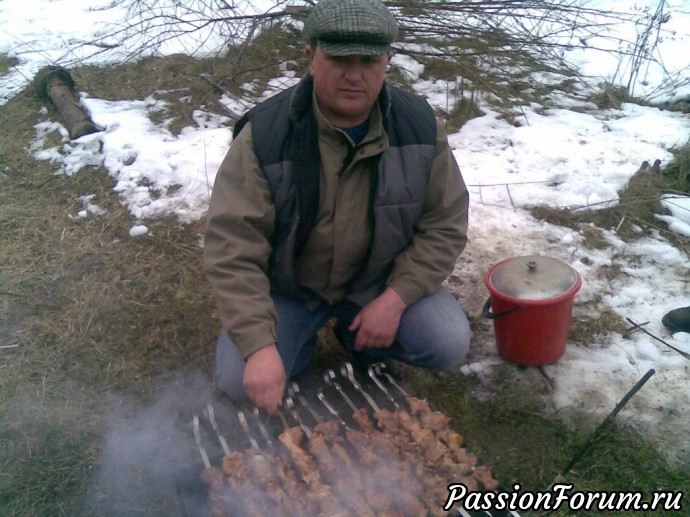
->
xmin=204 ymin=0 xmax=472 ymax=413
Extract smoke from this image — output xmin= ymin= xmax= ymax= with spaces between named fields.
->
xmin=80 ymin=373 xmax=215 ymax=516
xmin=78 ymin=369 xmax=469 ymax=516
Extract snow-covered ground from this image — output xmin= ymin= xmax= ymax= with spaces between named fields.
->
xmin=1 ymin=0 xmax=689 ymax=463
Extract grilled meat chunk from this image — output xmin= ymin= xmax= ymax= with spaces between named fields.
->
xmin=473 ymin=464 xmax=501 ymax=490
xmin=200 ymin=392 xmax=502 ymax=517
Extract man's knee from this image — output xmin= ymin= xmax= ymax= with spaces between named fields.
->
xmin=410 ymin=318 xmax=472 ymax=371
xmin=436 ymin=326 xmax=472 ymax=370
xmin=214 ymin=330 xmax=249 ymax=402
xmin=397 ymin=287 xmax=473 ymax=371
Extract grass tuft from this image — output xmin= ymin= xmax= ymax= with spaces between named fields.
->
xmin=532 ymin=154 xmax=690 ymax=254
xmin=568 ymin=308 xmax=629 ymax=344
xmin=666 ymin=140 xmax=690 ymax=192
xmin=0 ymin=52 xmax=18 ymax=75
xmin=591 ymin=81 xmax=631 ymax=109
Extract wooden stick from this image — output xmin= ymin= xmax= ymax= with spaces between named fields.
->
xmin=33 ymin=66 xmax=100 ymax=140
xmin=0 ymin=291 xmax=26 ymax=297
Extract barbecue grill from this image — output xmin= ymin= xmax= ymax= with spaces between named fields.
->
xmin=175 ymin=362 xmax=523 ymax=517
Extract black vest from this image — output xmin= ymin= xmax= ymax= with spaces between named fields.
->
xmin=234 ymin=75 xmax=436 ymax=306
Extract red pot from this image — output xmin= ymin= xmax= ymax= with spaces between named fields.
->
xmin=483 ymin=255 xmax=582 ymax=366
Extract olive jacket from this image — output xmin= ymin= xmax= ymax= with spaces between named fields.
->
xmin=203 ymin=76 xmax=469 ymax=359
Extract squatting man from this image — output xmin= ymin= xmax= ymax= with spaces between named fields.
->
xmin=204 ymin=0 xmax=472 ymax=413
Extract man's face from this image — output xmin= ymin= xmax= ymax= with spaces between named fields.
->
xmin=305 ymin=45 xmax=389 ymax=127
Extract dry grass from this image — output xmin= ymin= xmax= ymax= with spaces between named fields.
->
xmin=568 ymin=309 xmax=629 ymax=344
xmin=0 ymin=53 xmax=18 ymax=75
xmin=666 ymin=141 xmax=690 ymax=192
xmin=532 ymin=158 xmax=690 ymax=255
xmin=590 ymin=81 xmax=632 ymax=109
xmin=1 ymin=87 xmax=217 ymax=515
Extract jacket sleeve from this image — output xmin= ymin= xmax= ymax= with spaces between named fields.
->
xmin=203 ymin=122 xmax=278 ymax=359
xmin=385 ymin=120 xmax=469 ymax=305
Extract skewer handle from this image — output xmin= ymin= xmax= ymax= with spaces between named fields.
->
xmin=288 ymin=382 xmax=322 ymax=423
xmin=325 ymin=368 xmax=360 ymax=412
xmin=316 ymin=390 xmax=349 ymax=428
xmin=374 ymin=363 xmax=408 ymax=397
xmin=367 ymin=363 xmax=399 ymax=407
xmin=341 ymin=362 xmax=381 ymax=413
xmin=286 ymin=397 xmax=312 ymax=438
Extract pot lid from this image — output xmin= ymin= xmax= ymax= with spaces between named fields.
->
xmin=488 ymin=255 xmax=578 ymax=300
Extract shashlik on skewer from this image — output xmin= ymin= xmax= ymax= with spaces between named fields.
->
xmin=200 ymin=389 xmax=502 ymax=517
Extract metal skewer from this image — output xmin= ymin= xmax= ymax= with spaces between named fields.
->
xmin=286 ymin=396 xmax=312 ymax=438
xmin=317 ymin=387 xmax=393 ymax=473
xmin=373 ymin=362 xmax=408 ymax=397
xmin=341 ymin=361 xmax=381 ymax=413
xmin=323 ymin=369 xmax=359 ymax=412
xmin=316 ymin=389 xmax=350 ymax=428
xmin=288 ymin=382 xmax=322 ymax=423
xmin=276 ymin=406 xmax=291 ymax=431
xmin=253 ymin=407 xmax=274 ymax=449
xmin=367 ymin=363 xmax=399 ymax=408
xmin=237 ymin=409 xmax=259 ymax=449
xmin=206 ymin=402 xmax=231 ymax=455
xmin=456 ymin=506 xmax=473 ymax=517
xmin=192 ymin=415 xmax=211 ymax=468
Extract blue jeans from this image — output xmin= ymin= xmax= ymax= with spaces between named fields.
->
xmin=215 ymin=286 xmax=472 ymax=401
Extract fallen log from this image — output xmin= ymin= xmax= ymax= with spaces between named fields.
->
xmin=33 ymin=65 xmax=101 ymax=140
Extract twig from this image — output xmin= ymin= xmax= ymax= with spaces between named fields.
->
xmin=629 ymin=216 xmax=690 ymax=257
xmin=626 ymin=317 xmax=690 ymax=360
xmin=467 ymin=180 xmax=552 ymax=187
xmin=146 ymin=233 xmax=201 ymax=255
xmin=505 ymin=184 xmax=515 ymax=210
xmin=197 ymin=74 xmax=231 ymax=98
xmin=0 ymin=291 xmax=26 ymax=297
xmin=538 ymin=366 xmax=555 ymax=392
xmin=626 ymin=320 xmax=649 ymax=333
xmin=1 ymin=345 xmax=21 ymax=350
xmin=662 ymin=189 xmax=690 ymax=198
xmin=615 ymin=214 xmax=626 ymax=232
xmin=570 ymin=196 xmax=662 ymax=212
xmin=550 ymin=368 xmax=656 ymax=486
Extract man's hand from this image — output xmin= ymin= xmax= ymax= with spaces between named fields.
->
xmin=243 ymin=344 xmax=286 ymax=414
xmin=348 ymin=287 xmax=406 ymax=351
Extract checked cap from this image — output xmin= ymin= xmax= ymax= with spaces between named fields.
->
xmin=304 ymin=0 xmax=397 ymax=56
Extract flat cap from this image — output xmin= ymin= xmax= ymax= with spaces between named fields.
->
xmin=304 ymin=0 xmax=397 ymax=56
